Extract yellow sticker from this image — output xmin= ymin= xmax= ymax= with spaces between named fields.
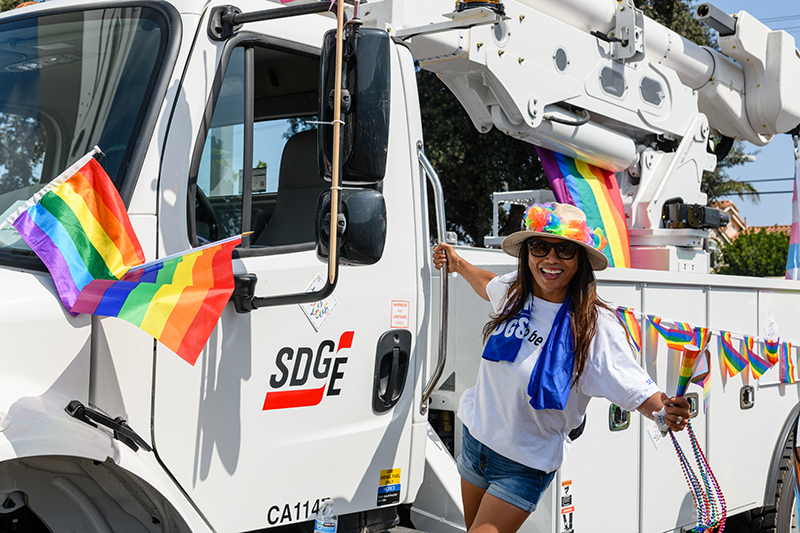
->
xmin=379 ymin=468 xmax=401 ymax=486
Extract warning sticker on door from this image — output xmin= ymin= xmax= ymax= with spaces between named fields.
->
xmin=390 ymin=301 xmax=410 ymax=329
xmin=560 ymin=480 xmax=574 ymax=533
xmin=378 ymin=468 xmax=401 ymax=506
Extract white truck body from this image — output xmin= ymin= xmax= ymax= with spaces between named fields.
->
xmin=0 ymin=0 xmax=798 ymax=531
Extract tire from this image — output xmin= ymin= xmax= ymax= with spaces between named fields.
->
xmin=746 ymin=429 xmax=797 ymax=533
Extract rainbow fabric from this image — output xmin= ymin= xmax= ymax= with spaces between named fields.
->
xmin=523 ymin=203 xmax=607 ymax=251
xmin=745 ymin=337 xmax=772 ymax=379
xmin=71 ymin=236 xmax=240 ymax=365
xmin=676 ymin=345 xmax=702 ymax=398
xmin=765 ymin=339 xmax=781 ymax=366
xmin=780 ymin=342 xmax=796 ymax=384
xmin=786 ymin=156 xmax=799 ymax=279
xmin=536 ymin=147 xmax=630 ymax=268
xmin=692 ymin=327 xmax=712 ymax=413
xmin=1 ymin=148 xmax=239 ymax=365
xmin=720 ymin=331 xmax=748 ymax=378
xmin=616 ymin=307 xmax=641 ymax=354
xmin=647 ymin=316 xmax=694 ymax=351
xmin=0 ymin=148 xmax=144 ymax=311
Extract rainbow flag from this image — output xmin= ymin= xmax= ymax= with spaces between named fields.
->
xmin=72 ymin=236 xmax=240 ymax=365
xmin=780 ymin=342 xmax=796 ymax=384
xmin=720 ymin=331 xmax=748 ymax=378
xmin=691 ymin=327 xmax=712 ymax=412
xmin=745 ymin=337 xmax=772 ymax=379
xmin=537 ymin=147 xmax=630 ymax=268
xmin=1 ymin=148 xmax=240 ymax=365
xmin=676 ymin=345 xmax=702 ymax=397
xmin=765 ymin=338 xmax=781 ymax=365
xmin=787 ymin=156 xmax=799 ymax=279
xmin=647 ymin=316 xmax=694 ymax=351
xmin=616 ymin=306 xmax=641 ymax=354
xmin=0 ymin=148 xmax=144 ymax=311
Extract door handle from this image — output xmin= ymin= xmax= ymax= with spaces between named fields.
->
xmin=373 ymin=330 xmax=412 ymax=413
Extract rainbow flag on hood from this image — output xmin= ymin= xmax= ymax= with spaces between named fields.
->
xmin=0 ymin=148 xmax=240 ymax=365
xmin=537 ymin=147 xmax=630 ymax=268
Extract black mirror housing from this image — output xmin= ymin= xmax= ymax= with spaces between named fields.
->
xmin=316 ymin=189 xmax=387 ymax=266
xmin=318 ymin=27 xmax=391 ymax=184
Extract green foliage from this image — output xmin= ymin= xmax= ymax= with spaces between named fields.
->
xmin=702 ymin=140 xmax=760 ymax=203
xmin=714 ymin=228 xmax=790 ymax=277
xmin=417 ymin=70 xmax=547 ymax=246
xmin=638 ymin=0 xmax=714 ymax=48
xmin=0 ymin=0 xmax=20 ymax=12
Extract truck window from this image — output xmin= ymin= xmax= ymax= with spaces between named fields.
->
xmin=191 ymin=43 xmax=323 ymax=249
xmin=0 ymin=7 xmax=172 ymax=261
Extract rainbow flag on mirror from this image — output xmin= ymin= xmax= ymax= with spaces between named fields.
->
xmin=537 ymin=147 xmax=630 ymax=268
xmin=0 ymin=148 xmax=240 ymax=365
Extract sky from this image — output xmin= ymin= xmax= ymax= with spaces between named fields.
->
xmin=700 ymin=0 xmax=800 ymax=227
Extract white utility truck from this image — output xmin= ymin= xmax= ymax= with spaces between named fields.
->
xmin=0 ymin=0 xmax=799 ymax=532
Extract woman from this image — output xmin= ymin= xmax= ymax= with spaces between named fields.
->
xmin=433 ymin=203 xmax=690 ymax=533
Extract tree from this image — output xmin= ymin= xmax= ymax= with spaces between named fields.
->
xmin=417 ymin=70 xmax=547 ymax=246
xmin=702 ymin=140 xmax=760 ymax=203
xmin=418 ymin=0 xmax=757 ymax=246
xmin=714 ymin=228 xmax=789 ymax=277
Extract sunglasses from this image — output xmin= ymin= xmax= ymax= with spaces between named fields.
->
xmin=527 ymin=239 xmax=580 ymax=260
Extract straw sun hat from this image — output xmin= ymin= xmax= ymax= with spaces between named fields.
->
xmin=501 ymin=203 xmax=609 ymax=271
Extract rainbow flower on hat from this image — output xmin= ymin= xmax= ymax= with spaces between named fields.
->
xmin=523 ymin=203 xmax=608 ymax=251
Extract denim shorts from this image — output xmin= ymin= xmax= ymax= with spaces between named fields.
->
xmin=457 ymin=425 xmax=555 ymax=512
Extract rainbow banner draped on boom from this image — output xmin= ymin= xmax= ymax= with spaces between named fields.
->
xmin=536 ymin=147 xmax=630 ymax=268
xmin=0 ymin=148 xmax=239 ymax=365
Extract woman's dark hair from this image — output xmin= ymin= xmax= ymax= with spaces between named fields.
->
xmin=481 ymin=238 xmax=612 ymax=386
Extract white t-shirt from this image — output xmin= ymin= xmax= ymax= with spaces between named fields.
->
xmin=458 ymin=272 xmax=659 ymax=473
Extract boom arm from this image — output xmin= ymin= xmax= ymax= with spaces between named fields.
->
xmin=359 ymin=0 xmax=800 ymax=251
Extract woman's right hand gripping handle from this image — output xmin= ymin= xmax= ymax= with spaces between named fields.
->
xmin=432 ymin=242 xmax=496 ymax=301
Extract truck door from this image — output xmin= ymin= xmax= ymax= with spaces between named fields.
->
xmin=153 ymin=13 xmax=421 ymax=532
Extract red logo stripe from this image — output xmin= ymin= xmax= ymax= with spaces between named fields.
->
xmin=337 ymin=331 xmax=354 ymax=352
xmin=263 ymin=384 xmax=326 ymax=410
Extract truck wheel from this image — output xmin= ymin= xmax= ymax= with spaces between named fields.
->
xmin=747 ymin=430 xmax=797 ymax=533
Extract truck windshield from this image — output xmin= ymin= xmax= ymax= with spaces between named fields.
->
xmin=0 ymin=6 xmax=171 ymax=258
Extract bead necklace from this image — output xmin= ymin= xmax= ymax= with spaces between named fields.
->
xmin=669 ymin=421 xmax=727 ymax=532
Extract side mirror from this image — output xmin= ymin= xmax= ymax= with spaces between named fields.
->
xmin=318 ymin=26 xmax=391 ymax=184
xmin=316 ymin=189 xmax=387 ymax=266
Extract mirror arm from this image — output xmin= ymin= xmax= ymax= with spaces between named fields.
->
xmin=418 ymin=142 xmax=449 ymax=415
xmin=231 ymin=0 xmax=347 ymax=312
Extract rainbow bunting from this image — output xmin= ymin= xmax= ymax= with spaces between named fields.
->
xmin=1 ymin=148 xmax=240 ymax=365
xmin=780 ymin=342 xmax=796 ymax=384
xmin=616 ymin=307 xmax=642 ymax=354
xmin=719 ymin=331 xmax=748 ymax=378
xmin=745 ymin=336 xmax=772 ymax=379
xmin=691 ymin=327 xmax=712 ymax=413
xmin=676 ymin=345 xmax=701 ymax=398
xmin=765 ymin=339 xmax=781 ymax=366
xmin=537 ymin=147 xmax=630 ymax=268
xmin=647 ymin=316 xmax=694 ymax=351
